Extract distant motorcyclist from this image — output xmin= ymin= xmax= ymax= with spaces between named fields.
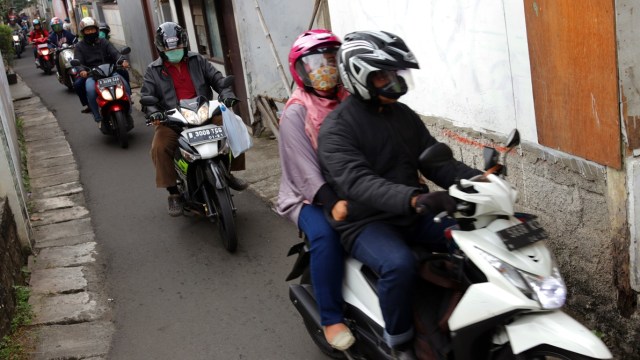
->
xmin=28 ymin=19 xmax=49 ymax=58
xmin=73 ymin=16 xmax=131 ymax=125
xmin=48 ymin=17 xmax=77 ymax=82
xmin=140 ymin=21 xmax=248 ymax=216
xmin=63 ymin=17 xmax=73 ymax=34
xmin=7 ymin=15 xmax=21 ymax=32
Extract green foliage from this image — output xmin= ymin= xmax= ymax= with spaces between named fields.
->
xmin=0 ymin=23 xmax=15 ymax=67
xmin=0 ymin=286 xmax=34 ymax=359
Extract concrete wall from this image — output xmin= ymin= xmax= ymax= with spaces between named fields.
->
xmin=116 ymin=0 xmax=155 ymax=80
xmin=0 ymin=55 xmax=31 ymax=248
xmin=233 ymin=0 xmax=317 ymax=121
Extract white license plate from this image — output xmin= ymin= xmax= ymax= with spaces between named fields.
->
xmin=97 ymin=76 xmax=121 ymax=88
xmin=185 ymin=125 xmax=226 ymax=145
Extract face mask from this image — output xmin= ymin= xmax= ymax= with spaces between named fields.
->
xmin=99 ymin=31 xmax=107 ymax=39
xmin=84 ymin=32 xmax=99 ymax=44
xmin=309 ymin=65 xmax=338 ymax=91
xmin=165 ymin=49 xmax=184 ymax=64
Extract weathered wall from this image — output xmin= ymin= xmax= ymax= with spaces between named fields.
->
xmin=0 ymin=198 xmax=27 ymax=339
xmin=233 ymin=0 xmax=316 ymax=123
xmin=115 ymin=0 xmax=155 ymax=80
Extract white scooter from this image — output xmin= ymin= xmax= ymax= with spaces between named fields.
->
xmin=287 ymin=130 xmax=613 ymax=360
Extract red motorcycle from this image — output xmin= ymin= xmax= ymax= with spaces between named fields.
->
xmin=33 ymin=37 xmax=55 ymax=75
xmin=71 ymin=47 xmax=134 ymax=148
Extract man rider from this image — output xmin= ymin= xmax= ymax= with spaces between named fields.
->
xmin=63 ymin=17 xmax=73 ymax=34
xmin=48 ymin=17 xmax=76 ymax=79
xmin=28 ymin=19 xmax=49 ymax=60
xmin=73 ymin=17 xmax=131 ymax=126
xmin=140 ymin=22 xmax=248 ymax=216
xmin=97 ymin=22 xmax=129 ymax=85
xmin=317 ymin=31 xmax=481 ymax=360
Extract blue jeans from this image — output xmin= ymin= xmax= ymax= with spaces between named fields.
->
xmin=74 ymin=77 xmax=88 ymax=106
xmin=350 ymin=216 xmax=454 ymax=348
xmin=86 ymin=74 xmax=132 ymax=122
xmin=298 ymin=204 xmax=345 ymax=326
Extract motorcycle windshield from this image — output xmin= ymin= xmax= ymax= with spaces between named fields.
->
xmin=95 ymin=64 xmax=115 ymax=78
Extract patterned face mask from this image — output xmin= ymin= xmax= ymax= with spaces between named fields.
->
xmin=308 ymin=65 xmax=338 ymax=91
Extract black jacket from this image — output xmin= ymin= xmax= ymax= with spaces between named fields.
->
xmin=317 ymin=96 xmax=481 ymax=251
xmin=140 ymin=52 xmax=235 ymax=115
xmin=73 ymin=38 xmax=122 ymax=68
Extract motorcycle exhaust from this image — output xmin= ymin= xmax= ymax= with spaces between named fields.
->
xmin=289 ymin=284 xmax=322 ymax=329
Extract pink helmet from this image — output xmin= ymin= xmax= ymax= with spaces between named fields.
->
xmin=288 ymin=29 xmax=342 ymax=89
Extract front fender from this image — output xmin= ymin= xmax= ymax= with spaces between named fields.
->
xmin=506 ymin=311 xmax=612 ymax=358
xmin=206 ymin=161 xmax=226 ymax=189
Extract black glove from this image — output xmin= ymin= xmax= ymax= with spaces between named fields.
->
xmin=146 ymin=111 xmax=165 ymax=124
xmin=221 ymin=97 xmax=239 ymax=108
xmin=414 ymin=191 xmax=456 ymax=215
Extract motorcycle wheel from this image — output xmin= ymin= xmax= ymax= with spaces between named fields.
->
xmin=516 ymin=345 xmax=596 ymax=360
xmin=212 ymin=185 xmax=237 ymax=252
xmin=113 ymin=111 xmax=129 ymax=149
xmin=66 ymin=75 xmax=74 ymax=91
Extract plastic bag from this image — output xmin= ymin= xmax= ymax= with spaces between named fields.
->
xmin=221 ymin=104 xmax=253 ymax=157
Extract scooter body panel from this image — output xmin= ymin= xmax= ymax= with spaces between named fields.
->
xmin=342 ymin=258 xmax=384 ymax=327
xmin=505 ymin=310 xmax=613 ymax=358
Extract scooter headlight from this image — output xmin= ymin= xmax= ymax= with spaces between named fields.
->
xmin=520 ymin=266 xmax=566 ymax=309
xmin=12 ymin=35 xmax=19 ymax=41
xmin=478 ymin=250 xmax=566 ymax=309
xmin=41 ymin=49 xmax=50 ymax=56
xmin=114 ymin=84 xmax=125 ymax=100
xmin=180 ymin=103 xmax=209 ymax=125
xmin=100 ymin=88 xmax=113 ymax=101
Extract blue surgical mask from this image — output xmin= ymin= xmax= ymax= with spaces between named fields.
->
xmin=165 ymin=49 xmax=184 ymax=64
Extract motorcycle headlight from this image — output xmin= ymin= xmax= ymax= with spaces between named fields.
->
xmin=41 ymin=49 xmax=50 ymax=55
xmin=180 ymin=104 xmax=209 ymax=125
xmin=478 ymin=250 xmax=566 ymax=310
xmin=114 ymin=84 xmax=124 ymax=100
xmin=12 ymin=35 xmax=19 ymax=41
xmin=100 ymin=89 xmax=114 ymax=101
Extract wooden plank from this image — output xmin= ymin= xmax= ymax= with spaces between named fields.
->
xmin=256 ymin=96 xmax=280 ymax=141
xmin=523 ymin=0 xmax=620 ymax=168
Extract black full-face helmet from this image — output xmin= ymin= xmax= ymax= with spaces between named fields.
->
xmin=155 ymin=22 xmax=189 ymax=60
xmin=337 ymin=30 xmax=420 ymax=101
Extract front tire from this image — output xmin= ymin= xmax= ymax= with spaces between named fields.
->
xmin=516 ymin=345 xmax=599 ymax=360
xmin=113 ymin=111 xmax=129 ymax=149
xmin=212 ymin=185 xmax=237 ymax=252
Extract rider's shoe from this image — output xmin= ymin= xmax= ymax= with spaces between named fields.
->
xmin=323 ymin=324 xmax=355 ymax=351
xmin=228 ymin=174 xmax=248 ymax=191
xmin=167 ymin=194 xmax=184 ymax=217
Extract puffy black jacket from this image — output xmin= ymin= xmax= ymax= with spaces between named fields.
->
xmin=73 ymin=38 xmax=122 ymax=68
xmin=317 ymin=96 xmax=481 ymax=251
xmin=140 ymin=52 xmax=235 ymax=115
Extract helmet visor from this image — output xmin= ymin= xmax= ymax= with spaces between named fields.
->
xmin=294 ymin=50 xmax=340 ymax=91
xmin=369 ymin=69 xmax=414 ymax=99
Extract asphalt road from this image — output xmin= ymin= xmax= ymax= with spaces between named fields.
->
xmin=13 ymin=51 xmax=327 ymax=360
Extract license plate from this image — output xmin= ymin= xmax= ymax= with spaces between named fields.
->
xmin=497 ymin=220 xmax=548 ymax=251
xmin=97 ymin=76 xmax=121 ymax=89
xmin=37 ymin=43 xmax=48 ymax=49
xmin=184 ymin=125 xmax=225 ymax=145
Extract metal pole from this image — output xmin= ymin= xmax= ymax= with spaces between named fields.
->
xmin=254 ymin=0 xmax=291 ymax=97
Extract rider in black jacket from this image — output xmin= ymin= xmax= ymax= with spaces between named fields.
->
xmin=317 ymin=31 xmax=481 ymax=360
xmin=73 ymin=16 xmax=130 ymax=123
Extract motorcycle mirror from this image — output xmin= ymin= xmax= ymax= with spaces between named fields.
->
xmin=505 ymin=129 xmax=520 ymax=148
xmin=120 ymin=47 xmax=131 ymax=55
xmin=70 ymin=59 xmax=80 ymax=67
xmin=140 ymin=96 xmax=160 ymax=107
xmin=419 ymin=142 xmax=454 ymax=168
xmin=483 ymin=147 xmax=500 ymax=171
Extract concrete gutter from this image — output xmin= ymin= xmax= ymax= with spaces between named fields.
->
xmin=9 ymin=75 xmax=280 ymax=359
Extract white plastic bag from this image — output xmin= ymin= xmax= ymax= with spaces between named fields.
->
xmin=221 ymin=104 xmax=253 ymax=157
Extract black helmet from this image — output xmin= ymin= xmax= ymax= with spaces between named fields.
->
xmin=99 ymin=22 xmax=110 ymax=34
xmin=337 ymin=30 xmax=419 ymax=101
xmin=155 ymin=22 xmax=188 ymax=52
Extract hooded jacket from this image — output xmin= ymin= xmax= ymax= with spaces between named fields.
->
xmin=140 ymin=52 xmax=235 ymax=116
xmin=73 ymin=38 xmax=122 ymax=68
xmin=317 ymin=96 xmax=481 ymax=251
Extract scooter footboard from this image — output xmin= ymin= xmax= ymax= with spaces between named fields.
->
xmin=505 ymin=311 xmax=612 ymax=359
